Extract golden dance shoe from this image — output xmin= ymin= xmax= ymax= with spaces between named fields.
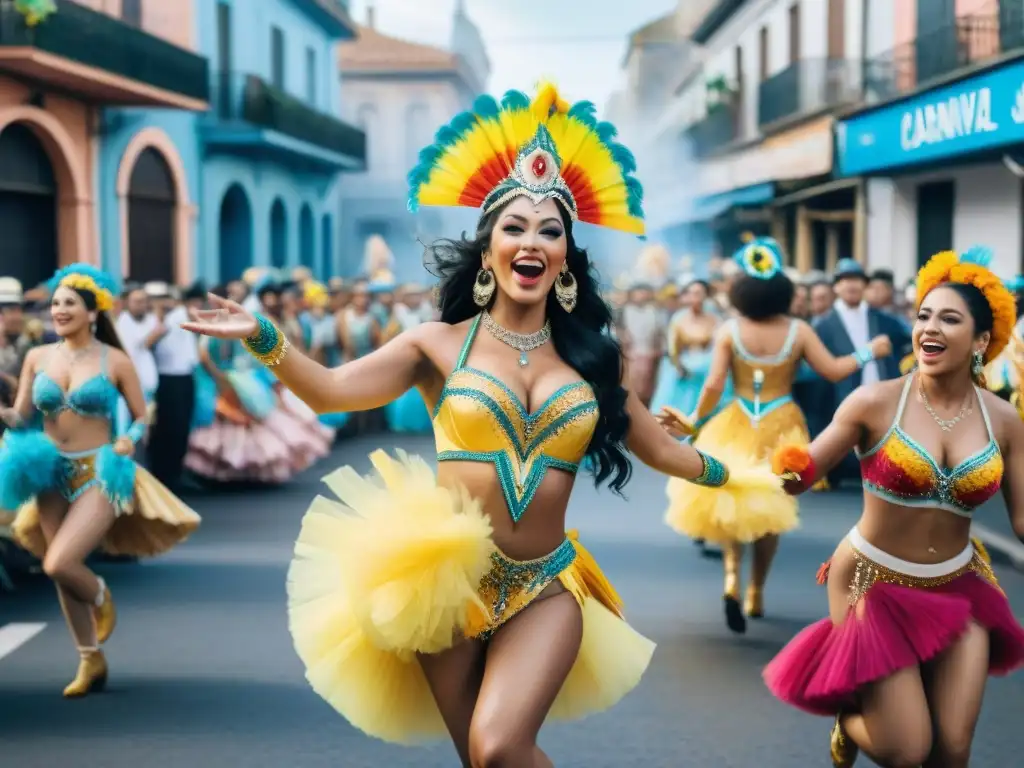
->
xmin=63 ymin=649 xmax=108 ymax=698
xmin=722 ymin=547 xmax=746 ymax=634
xmin=744 ymin=584 xmax=764 ymax=618
xmin=94 ymin=584 xmax=116 ymax=645
xmin=830 ymin=714 xmax=858 ymax=767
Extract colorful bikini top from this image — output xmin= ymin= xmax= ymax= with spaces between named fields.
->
xmin=32 ymin=344 xmax=119 ymax=421
xmin=433 ymin=315 xmax=599 ymax=522
xmin=857 ymin=376 xmax=1003 ymax=517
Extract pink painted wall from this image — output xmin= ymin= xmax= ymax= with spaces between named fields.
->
xmin=72 ymin=0 xmax=195 ymax=51
xmin=0 ymin=76 xmax=97 ymax=267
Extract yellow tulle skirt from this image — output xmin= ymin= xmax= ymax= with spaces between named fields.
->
xmin=287 ymin=449 xmax=656 ymax=745
xmin=665 ymin=400 xmax=805 ymax=544
xmin=12 ymin=467 xmax=201 ymax=558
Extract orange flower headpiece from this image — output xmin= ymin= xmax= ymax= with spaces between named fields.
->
xmin=916 ymin=246 xmax=1016 ymax=363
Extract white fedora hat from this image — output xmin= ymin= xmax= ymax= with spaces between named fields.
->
xmin=0 ymin=277 xmax=24 ymax=305
xmin=143 ymin=281 xmax=172 ymax=299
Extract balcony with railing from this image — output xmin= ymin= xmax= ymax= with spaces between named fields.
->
xmin=0 ymin=0 xmax=208 ymax=109
xmin=201 ymin=72 xmax=366 ymax=173
xmin=864 ymin=8 xmax=1024 ymax=103
xmin=290 ymin=0 xmax=357 ymax=37
xmin=685 ymin=103 xmax=739 ymax=158
xmin=758 ymin=58 xmax=861 ymax=128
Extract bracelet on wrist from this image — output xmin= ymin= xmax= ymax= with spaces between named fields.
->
xmin=126 ymin=418 xmax=147 ymax=444
xmin=689 ymin=449 xmax=730 ymax=488
xmin=853 ymin=345 xmax=874 ymax=368
xmin=243 ymin=313 xmax=291 ymax=367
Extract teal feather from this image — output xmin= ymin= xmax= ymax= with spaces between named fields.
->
xmin=48 ymin=262 xmax=119 ymax=297
xmin=961 ymin=246 xmax=993 ymax=267
xmin=473 ymin=95 xmax=500 ymax=118
xmin=0 ymin=430 xmax=62 ymax=509
xmin=501 ymin=90 xmax=530 ymax=110
xmin=596 ymin=123 xmax=617 ymax=143
xmin=96 ymin=444 xmax=137 ymax=514
xmin=609 ymin=144 xmax=637 ymax=174
xmin=568 ymin=101 xmax=598 ymax=126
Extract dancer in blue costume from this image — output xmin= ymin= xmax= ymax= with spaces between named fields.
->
xmin=0 ymin=264 xmax=200 ymax=698
xmin=301 ymin=281 xmax=349 ymax=431
xmin=651 ymin=279 xmax=733 ymax=418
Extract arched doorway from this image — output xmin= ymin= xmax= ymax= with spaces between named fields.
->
xmin=218 ymin=184 xmax=252 ymax=282
xmin=320 ymin=214 xmax=333 ymax=278
xmin=0 ymin=123 xmax=57 ymax=289
xmin=270 ymin=198 xmax=288 ymax=269
xmin=127 ymin=148 xmax=176 ymax=282
xmin=299 ymin=204 xmax=315 ymax=272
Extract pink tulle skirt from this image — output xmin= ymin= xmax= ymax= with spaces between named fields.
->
xmin=186 ymin=394 xmax=334 ymax=484
xmin=764 ymin=569 xmax=1024 ymax=716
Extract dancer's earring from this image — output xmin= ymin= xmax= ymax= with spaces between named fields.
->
xmin=473 ymin=265 xmax=495 ymax=307
xmin=971 ymin=349 xmax=985 ymax=376
xmin=554 ymin=261 xmax=578 ymax=313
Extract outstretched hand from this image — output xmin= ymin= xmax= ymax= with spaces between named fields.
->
xmin=180 ymin=294 xmax=258 ymax=340
xmin=656 ymin=405 xmax=696 ymax=440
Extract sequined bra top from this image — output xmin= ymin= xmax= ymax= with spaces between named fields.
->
xmin=32 ymin=344 xmax=118 ymax=421
xmin=857 ymin=376 xmax=1003 ymax=517
xmin=433 ymin=314 xmax=600 ymax=522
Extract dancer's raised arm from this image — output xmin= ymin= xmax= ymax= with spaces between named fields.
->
xmin=182 ymin=294 xmax=433 ymax=414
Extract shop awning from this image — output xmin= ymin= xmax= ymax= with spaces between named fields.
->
xmin=687 ymin=182 xmax=775 ymax=222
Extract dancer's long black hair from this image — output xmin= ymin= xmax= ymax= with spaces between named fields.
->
xmin=425 ymin=200 xmax=633 ymax=494
xmin=68 ymin=288 xmax=124 ymax=352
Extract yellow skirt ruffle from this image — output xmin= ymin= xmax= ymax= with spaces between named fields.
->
xmin=664 ymin=400 xmax=804 ymax=544
xmin=287 ymin=449 xmax=656 ymax=745
xmin=11 ymin=467 xmax=201 ymax=558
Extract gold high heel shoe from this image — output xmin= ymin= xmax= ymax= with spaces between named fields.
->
xmin=63 ymin=649 xmax=108 ymax=698
xmin=830 ymin=714 xmax=858 ymax=767
xmin=94 ymin=583 xmax=116 ymax=645
xmin=744 ymin=584 xmax=764 ymax=618
xmin=722 ymin=544 xmax=746 ymax=634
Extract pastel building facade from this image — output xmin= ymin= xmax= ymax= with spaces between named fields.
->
xmin=195 ymin=0 xmax=364 ymax=285
xmin=0 ymin=0 xmax=209 ymax=290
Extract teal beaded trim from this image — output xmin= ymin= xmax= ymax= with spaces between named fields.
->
xmin=691 ymin=450 xmax=729 ymax=487
xmin=247 ymin=314 xmax=279 ymax=355
xmin=475 ymin=538 xmax=577 ymax=640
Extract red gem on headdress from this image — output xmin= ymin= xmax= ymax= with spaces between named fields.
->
xmin=531 ymin=155 xmax=547 ymax=178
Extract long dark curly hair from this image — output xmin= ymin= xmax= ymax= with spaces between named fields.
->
xmin=425 ymin=202 xmax=633 ymax=494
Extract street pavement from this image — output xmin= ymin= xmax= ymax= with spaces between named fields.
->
xmin=1 ymin=433 xmax=1022 ymax=767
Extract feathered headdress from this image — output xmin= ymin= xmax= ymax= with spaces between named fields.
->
xmin=408 ymin=81 xmax=645 ymax=237
xmin=916 ymin=246 xmax=1017 ymax=362
xmin=733 ymin=237 xmax=784 ymax=281
xmin=48 ymin=263 xmax=118 ymax=312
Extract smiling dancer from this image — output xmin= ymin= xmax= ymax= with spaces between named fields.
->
xmin=765 ymin=247 xmax=1024 ymax=767
xmin=182 ymin=82 xmax=787 ymax=765
xmin=0 ymin=264 xmax=199 ymax=698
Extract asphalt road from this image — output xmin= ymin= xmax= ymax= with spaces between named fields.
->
xmin=1 ymin=433 xmax=1022 ymax=767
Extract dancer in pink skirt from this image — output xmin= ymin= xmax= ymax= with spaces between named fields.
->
xmin=765 ymin=247 xmax=1024 ymax=767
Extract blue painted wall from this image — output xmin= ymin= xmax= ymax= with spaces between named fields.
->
xmin=196 ymin=0 xmax=352 ymax=286
xmin=95 ymin=108 xmax=202 ymax=281
xmin=96 ymin=0 xmax=354 ymax=286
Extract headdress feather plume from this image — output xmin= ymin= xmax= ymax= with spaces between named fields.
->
xmin=408 ymin=82 xmax=645 ymax=237
xmin=48 ymin=263 xmax=119 ymax=312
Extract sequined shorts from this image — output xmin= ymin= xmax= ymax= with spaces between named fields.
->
xmin=59 ymin=448 xmax=102 ymax=503
xmin=841 ymin=526 xmax=999 ymax=605
xmin=468 ymin=537 xmax=579 ymax=641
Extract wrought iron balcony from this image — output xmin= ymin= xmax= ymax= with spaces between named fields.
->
xmin=0 ymin=0 xmax=208 ymax=108
xmin=685 ymin=104 xmax=738 ymax=158
xmin=290 ymin=0 xmax=356 ymax=38
xmin=757 ymin=58 xmax=861 ymax=128
xmin=204 ymin=72 xmax=366 ymax=171
xmin=864 ymin=9 xmax=1024 ymax=103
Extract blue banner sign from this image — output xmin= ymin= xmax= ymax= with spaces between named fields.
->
xmin=837 ymin=57 xmax=1024 ymax=176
